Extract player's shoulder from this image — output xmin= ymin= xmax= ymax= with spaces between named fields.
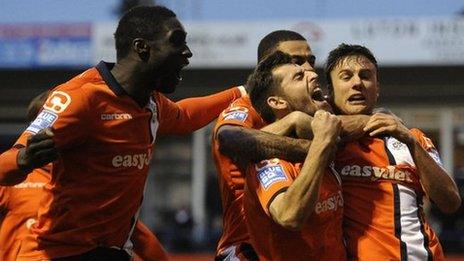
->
xmin=54 ymin=67 xmax=106 ymax=94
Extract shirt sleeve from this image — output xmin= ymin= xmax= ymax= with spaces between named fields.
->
xmin=410 ymin=128 xmax=445 ymax=168
xmin=0 ymin=85 xmax=91 ymax=184
xmin=156 ymin=87 xmax=242 ymax=135
xmin=212 ymin=98 xmax=262 ymax=140
xmin=248 ymin=159 xmax=296 ymax=216
xmin=25 ymin=87 xmax=92 ymax=150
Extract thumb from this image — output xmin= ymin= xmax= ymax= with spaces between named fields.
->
xmin=43 ymin=128 xmax=54 ymax=137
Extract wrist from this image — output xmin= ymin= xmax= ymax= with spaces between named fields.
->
xmin=312 ymin=135 xmax=337 ymax=146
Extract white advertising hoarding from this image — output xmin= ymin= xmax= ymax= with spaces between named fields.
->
xmin=93 ymin=16 xmax=464 ymax=68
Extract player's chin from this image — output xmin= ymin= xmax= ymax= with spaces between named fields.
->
xmin=157 ymin=75 xmax=180 ymax=94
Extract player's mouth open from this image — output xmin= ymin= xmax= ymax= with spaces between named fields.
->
xmin=311 ymin=88 xmax=324 ymax=102
xmin=348 ymin=94 xmax=366 ymax=104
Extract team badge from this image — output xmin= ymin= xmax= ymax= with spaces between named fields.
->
xmin=43 ymin=91 xmax=71 ymax=113
xmin=26 ymin=109 xmax=58 ymax=134
xmin=256 ymin=159 xmax=287 ymax=189
xmin=222 ymin=106 xmax=249 ymax=122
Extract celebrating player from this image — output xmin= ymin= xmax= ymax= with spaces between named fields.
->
xmin=326 ymin=43 xmax=461 ymax=260
xmin=0 ymin=5 xmax=245 ymax=260
xmin=241 ymin=51 xmax=345 ymax=260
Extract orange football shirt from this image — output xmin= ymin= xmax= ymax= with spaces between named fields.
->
xmin=211 ymin=95 xmax=266 ymax=256
xmin=0 ymin=167 xmax=50 ymax=261
xmin=0 ymin=61 xmax=241 ymax=260
xmin=334 ymin=129 xmax=445 ymax=260
xmin=244 ymin=158 xmax=345 ymax=261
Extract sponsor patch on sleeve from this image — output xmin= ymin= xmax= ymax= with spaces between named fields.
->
xmin=256 ymin=159 xmax=287 ymax=190
xmin=26 ymin=109 xmax=58 ymax=134
xmin=222 ymin=106 xmax=249 ymax=122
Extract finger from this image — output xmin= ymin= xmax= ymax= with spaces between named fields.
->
xmin=26 ymin=139 xmax=56 ymax=155
xmin=32 ymin=149 xmax=59 ymax=168
xmin=369 ymin=126 xmax=394 ymax=137
xmin=363 ymin=119 xmax=382 ymax=132
xmin=27 ymin=129 xmax=55 ymax=144
xmin=364 ymin=118 xmax=391 ymax=132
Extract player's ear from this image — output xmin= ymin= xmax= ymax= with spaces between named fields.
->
xmin=133 ymin=38 xmax=150 ymax=62
xmin=267 ymin=96 xmax=287 ymax=110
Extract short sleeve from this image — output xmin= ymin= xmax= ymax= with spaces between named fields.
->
xmin=24 ymin=87 xmax=91 ymax=150
xmin=247 ymin=159 xmax=296 ymax=216
xmin=212 ymin=96 xmax=263 ymax=139
xmin=410 ymin=128 xmax=444 ymax=168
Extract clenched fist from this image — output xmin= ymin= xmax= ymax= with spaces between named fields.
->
xmin=311 ymin=110 xmax=341 ymax=145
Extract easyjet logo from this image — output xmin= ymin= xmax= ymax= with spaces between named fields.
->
xmin=315 ymin=191 xmax=343 ymax=214
xmin=112 ymin=152 xmax=151 ymax=170
xmin=340 ymin=165 xmax=413 ymax=182
xmin=101 ymin=113 xmax=133 ymax=120
xmin=43 ymin=91 xmax=71 ymax=113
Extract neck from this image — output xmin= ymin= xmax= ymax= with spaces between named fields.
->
xmin=111 ymin=59 xmax=159 ymax=106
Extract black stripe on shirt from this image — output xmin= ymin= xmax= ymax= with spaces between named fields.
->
xmin=383 ymin=137 xmax=397 ymax=165
xmin=393 ymin=183 xmax=408 ymax=261
xmin=416 ymin=195 xmax=433 ymax=261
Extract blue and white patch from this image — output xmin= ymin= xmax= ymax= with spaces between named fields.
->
xmin=26 ymin=109 xmax=58 ymax=134
xmin=222 ymin=107 xmax=249 ymax=122
xmin=257 ymin=164 xmax=287 ymax=190
xmin=428 ymin=149 xmax=444 ymax=167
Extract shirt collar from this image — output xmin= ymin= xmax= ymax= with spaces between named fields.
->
xmin=96 ymin=61 xmax=127 ymax=96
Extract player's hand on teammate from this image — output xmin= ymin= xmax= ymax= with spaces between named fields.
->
xmin=363 ymin=113 xmax=415 ymax=145
xmin=17 ymin=128 xmax=58 ymax=171
xmin=288 ymin=111 xmax=314 ymax=139
xmin=311 ymin=110 xmax=341 ymax=145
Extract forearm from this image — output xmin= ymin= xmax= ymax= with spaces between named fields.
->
xmin=408 ymin=140 xmax=461 ymax=213
xmin=174 ymin=87 xmax=242 ymax=134
xmin=132 ymin=221 xmax=168 ymax=261
xmin=269 ymin=138 xmax=335 ymax=230
xmin=260 ymin=115 xmax=296 ymax=136
xmin=339 ymin=115 xmax=370 ymax=142
xmin=218 ymin=125 xmax=311 ymax=164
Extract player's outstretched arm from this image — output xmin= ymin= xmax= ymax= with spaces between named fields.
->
xmin=157 ymin=87 xmax=244 ymax=135
xmin=268 ymin=111 xmax=341 ymax=230
xmin=217 ymin=113 xmax=368 ymax=165
xmin=338 ymin=114 xmax=370 ymax=142
xmin=0 ymin=128 xmax=58 ymax=186
xmin=260 ymin=111 xmax=314 ymax=138
xmin=217 ymin=125 xmax=311 ymax=164
xmin=364 ymin=113 xmax=461 ymax=214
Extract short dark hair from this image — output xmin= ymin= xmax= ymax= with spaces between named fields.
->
xmin=325 ymin=43 xmax=378 ymax=92
xmin=257 ymin=30 xmax=306 ymax=63
xmin=248 ymin=51 xmax=293 ymax=123
xmin=114 ymin=5 xmax=176 ymax=60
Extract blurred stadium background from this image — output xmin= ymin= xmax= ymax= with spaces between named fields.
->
xmin=0 ymin=0 xmax=463 ymax=259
